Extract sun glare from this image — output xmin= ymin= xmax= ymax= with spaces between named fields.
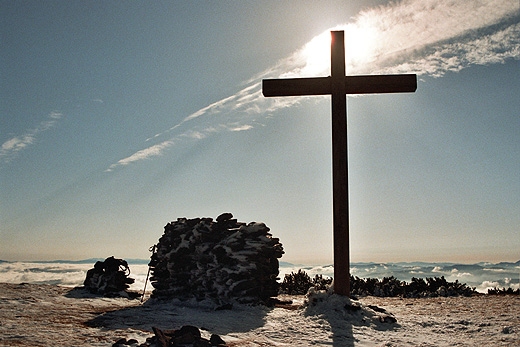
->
xmin=298 ymin=30 xmax=332 ymax=77
xmin=293 ymin=24 xmax=379 ymax=78
xmin=344 ymin=24 xmax=378 ymax=71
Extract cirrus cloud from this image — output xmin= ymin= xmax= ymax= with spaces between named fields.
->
xmin=1 ymin=112 xmax=63 ymax=163
xmin=107 ymin=0 xmax=519 ymax=171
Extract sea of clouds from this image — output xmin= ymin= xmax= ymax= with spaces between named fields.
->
xmin=1 ymin=259 xmax=518 ymax=294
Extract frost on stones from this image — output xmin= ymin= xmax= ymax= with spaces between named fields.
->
xmin=148 ymin=213 xmax=284 ymax=304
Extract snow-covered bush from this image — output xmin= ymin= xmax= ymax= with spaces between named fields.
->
xmin=350 ymin=275 xmax=476 ymax=297
xmin=280 ymin=270 xmax=333 ymax=295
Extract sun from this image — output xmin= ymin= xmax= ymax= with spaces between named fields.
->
xmin=294 ymin=25 xmax=378 ymax=78
xmin=344 ymin=24 xmax=378 ymax=71
xmin=283 ymin=24 xmax=379 ymax=79
xmin=297 ymin=30 xmax=332 ymax=77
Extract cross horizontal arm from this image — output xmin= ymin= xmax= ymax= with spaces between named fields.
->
xmin=262 ymin=77 xmax=330 ymax=97
xmin=346 ymin=74 xmax=417 ymax=94
xmin=262 ymin=74 xmax=417 ymax=97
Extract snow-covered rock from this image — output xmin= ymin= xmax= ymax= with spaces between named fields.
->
xmin=84 ymin=256 xmax=135 ymax=297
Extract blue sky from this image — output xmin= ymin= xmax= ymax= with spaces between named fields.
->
xmin=1 ymin=0 xmax=519 ymax=263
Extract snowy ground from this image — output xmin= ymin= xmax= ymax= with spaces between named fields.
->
xmin=1 ymin=283 xmax=518 ymax=346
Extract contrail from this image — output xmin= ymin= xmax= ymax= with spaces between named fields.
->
xmin=106 ymin=0 xmax=519 ymax=171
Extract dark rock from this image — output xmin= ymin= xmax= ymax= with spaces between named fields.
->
xmin=216 ymin=213 xmax=233 ymax=223
xmin=115 ymin=326 xmax=226 ymax=347
xmin=344 ymin=302 xmax=362 ymax=312
xmin=113 ymin=338 xmax=139 ymax=346
xmin=112 ymin=338 xmax=127 ymax=346
xmin=266 ymin=297 xmax=292 ymax=307
xmin=84 ymin=256 xmax=135 ymax=297
xmin=152 ymin=327 xmax=170 ymax=347
xmin=173 ymin=325 xmax=201 ymax=345
xmin=148 ymin=325 xmax=222 ymax=347
xmin=379 ymin=315 xmax=397 ymax=324
xmin=367 ymin=305 xmax=387 ymax=313
xmin=501 ymin=326 xmax=513 ymax=334
xmin=215 ymin=303 xmax=233 ymax=311
xmin=209 ymin=334 xmax=226 ymax=346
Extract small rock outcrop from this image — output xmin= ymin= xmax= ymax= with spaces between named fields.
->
xmin=112 ymin=326 xmax=227 ymax=347
xmin=84 ymin=256 xmax=135 ymax=297
xmin=148 ymin=213 xmax=284 ymax=304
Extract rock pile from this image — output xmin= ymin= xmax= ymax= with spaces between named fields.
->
xmin=112 ymin=326 xmax=227 ymax=347
xmin=84 ymin=256 xmax=135 ymax=297
xmin=148 ymin=213 xmax=284 ymax=304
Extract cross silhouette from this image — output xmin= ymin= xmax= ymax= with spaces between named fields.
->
xmin=262 ymin=31 xmax=417 ymax=296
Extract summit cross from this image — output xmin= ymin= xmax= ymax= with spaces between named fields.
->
xmin=262 ymin=31 xmax=417 ymax=296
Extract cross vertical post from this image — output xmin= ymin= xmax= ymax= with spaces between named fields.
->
xmin=262 ymin=31 xmax=417 ymax=297
xmin=330 ymin=31 xmax=350 ymax=296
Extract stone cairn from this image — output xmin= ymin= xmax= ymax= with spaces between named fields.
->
xmin=84 ymin=256 xmax=135 ymax=296
xmin=148 ymin=213 xmax=284 ymax=304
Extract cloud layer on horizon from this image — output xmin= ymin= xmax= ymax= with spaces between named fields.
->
xmin=1 ymin=260 xmax=518 ymax=293
xmin=98 ymin=0 xmax=520 ymax=170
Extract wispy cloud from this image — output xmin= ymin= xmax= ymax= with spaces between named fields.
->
xmin=107 ymin=0 xmax=519 ymax=171
xmin=106 ymin=140 xmax=175 ymax=171
xmin=1 ymin=111 xmax=63 ymax=163
xmin=356 ymin=0 xmax=520 ymax=76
